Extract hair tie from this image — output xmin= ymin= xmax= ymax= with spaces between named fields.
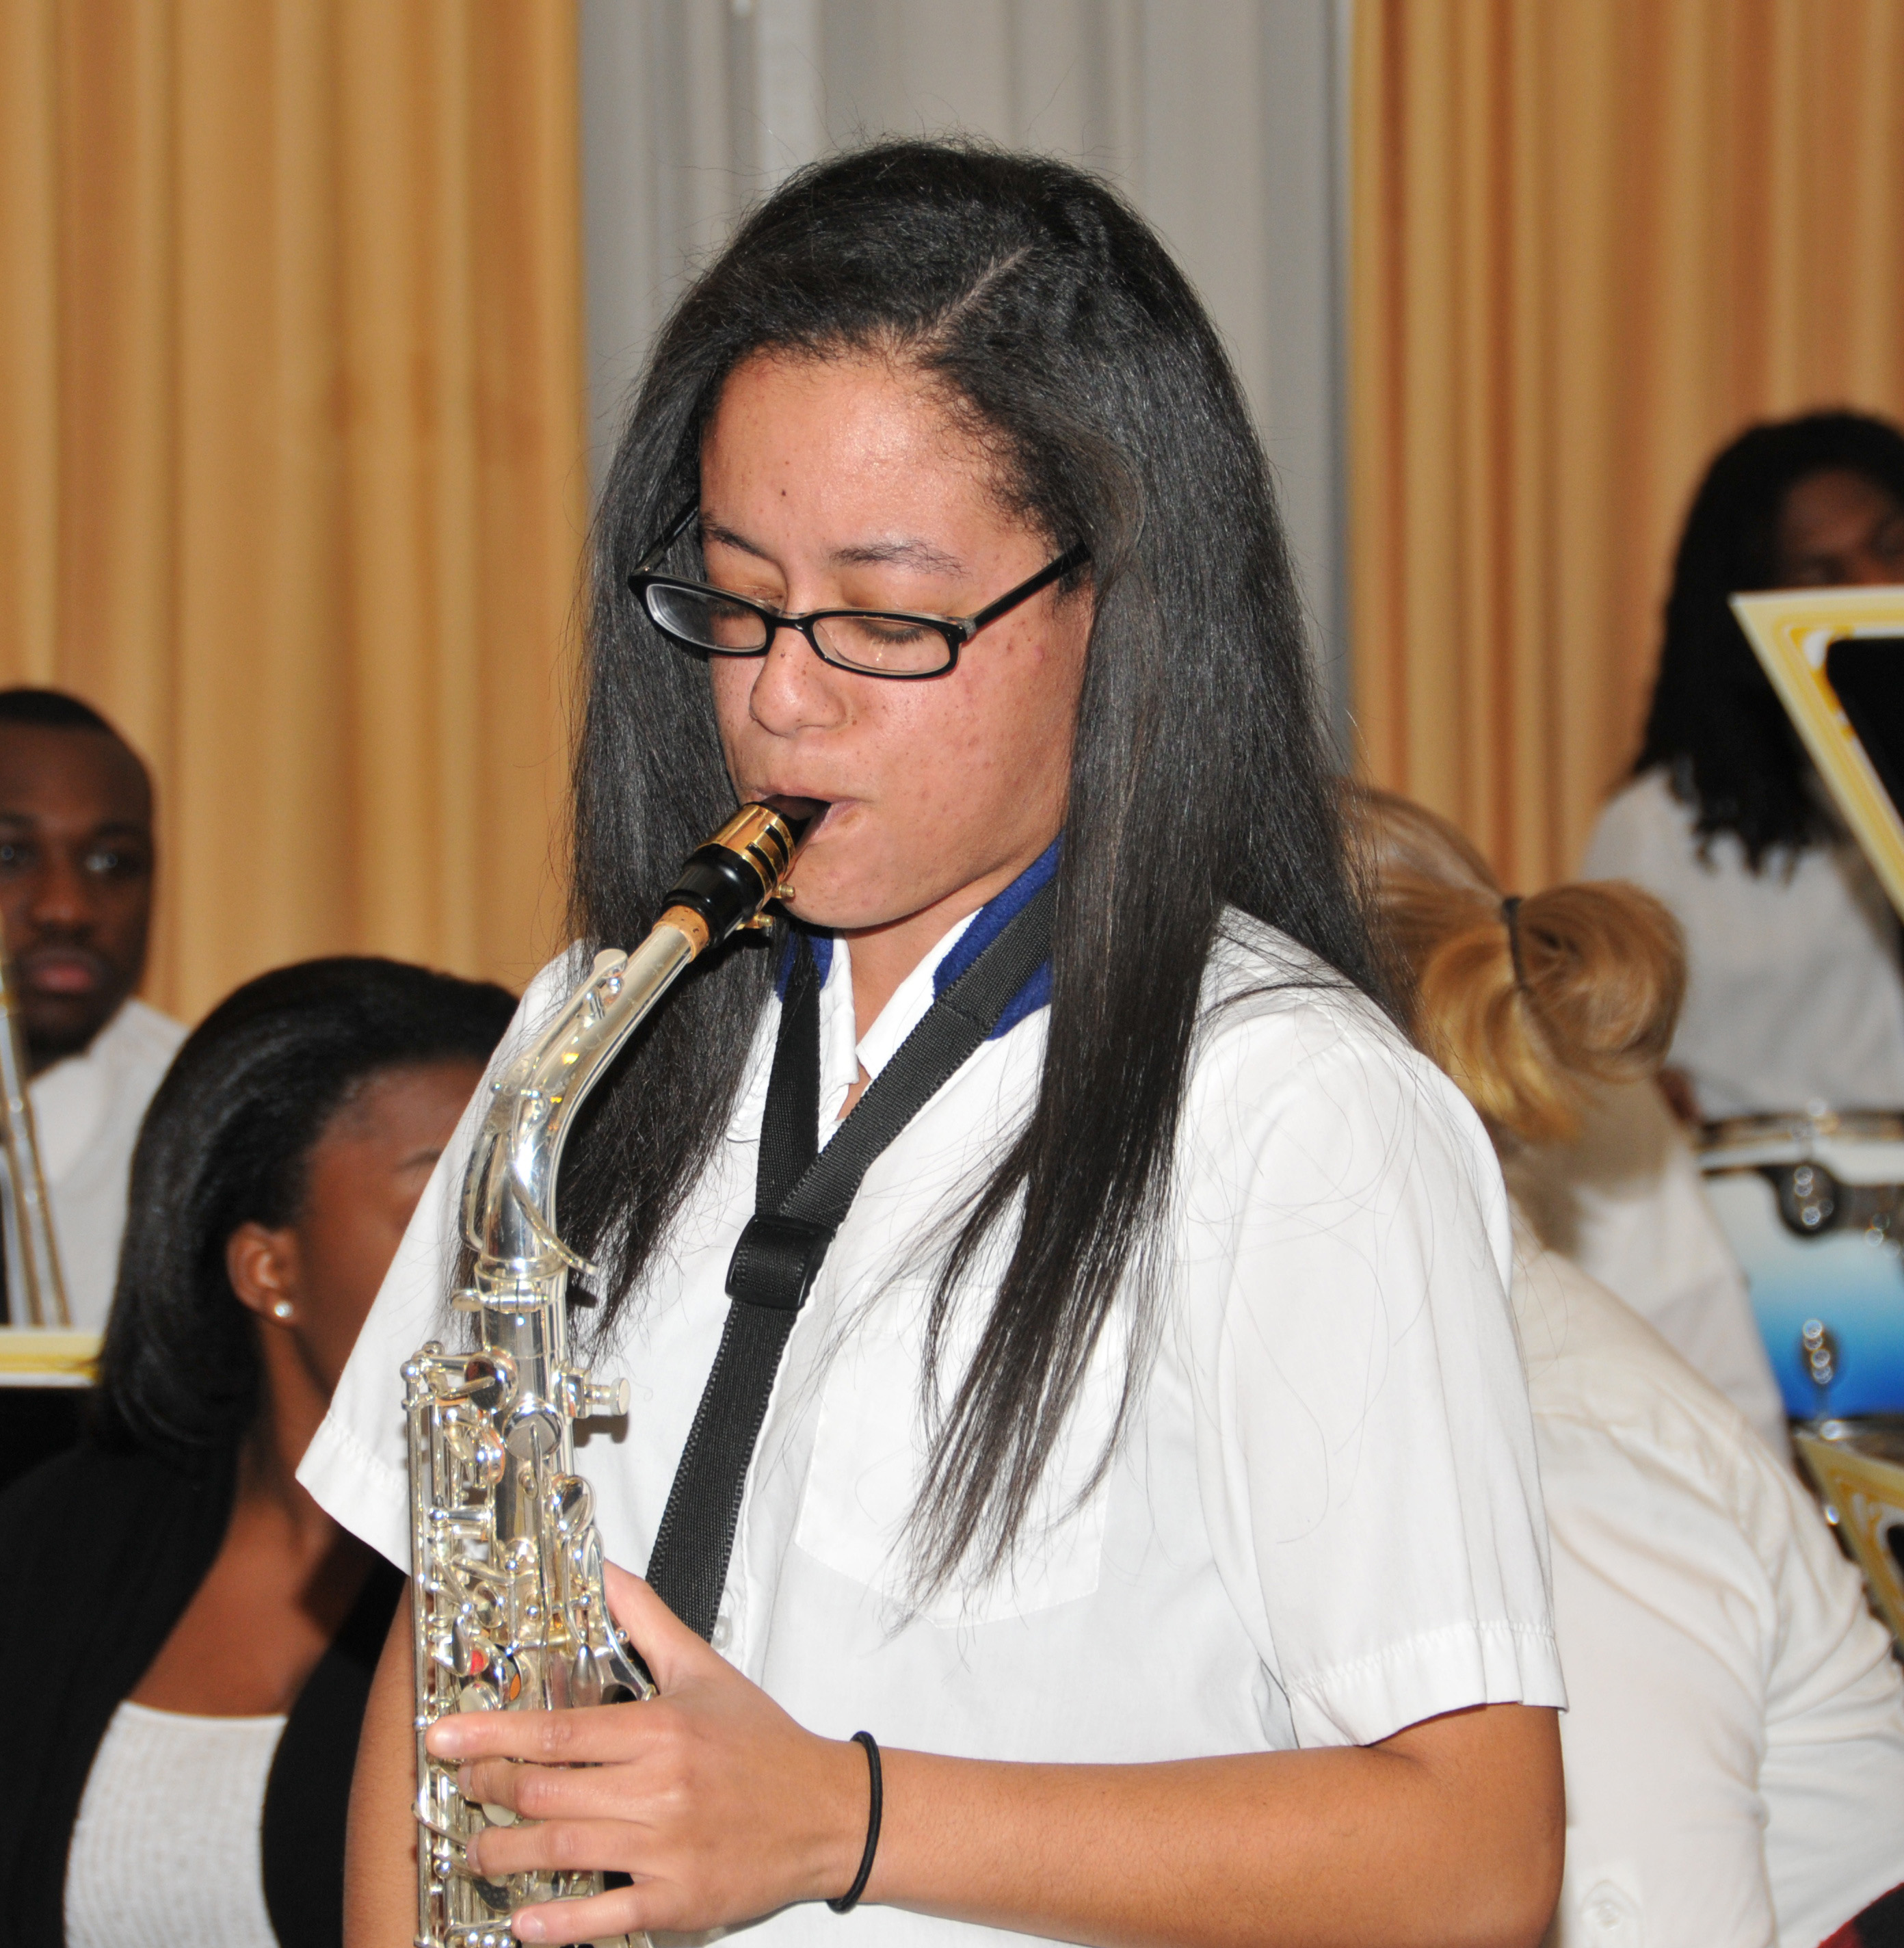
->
xmin=1501 ymin=895 xmax=1527 ymax=987
xmin=828 ymin=1730 xmax=883 ymax=1913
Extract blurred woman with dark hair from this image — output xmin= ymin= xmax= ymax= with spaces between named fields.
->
xmin=1587 ymin=410 xmax=1904 ymax=1118
xmin=0 ymin=956 xmax=514 ymax=1948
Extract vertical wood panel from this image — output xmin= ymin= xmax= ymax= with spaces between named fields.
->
xmin=0 ymin=2 xmax=59 ymax=688
xmin=0 ymin=0 xmax=583 ymax=1019
xmin=1352 ymin=0 xmax=1904 ymax=889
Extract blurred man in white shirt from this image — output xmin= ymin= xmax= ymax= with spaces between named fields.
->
xmin=0 ymin=689 xmax=185 ymax=1330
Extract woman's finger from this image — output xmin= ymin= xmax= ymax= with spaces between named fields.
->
xmin=425 ymin=1697 xmax=659 ymax=1765
xmin=464 ymin=1815 xmax=636 ymax=1884
xmin=505 ymin=1882 xmax=661 ymax=1947
xmin=456 ymin=1756 xmax=658 ymax=1823
xmin=602 ymin=1562 xmax=728 ymax=1687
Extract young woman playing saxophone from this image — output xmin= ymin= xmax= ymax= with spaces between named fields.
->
xmin=305 ymin=140 xmax=1567 ymax=1948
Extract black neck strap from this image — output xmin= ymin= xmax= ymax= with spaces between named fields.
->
xmin=644 ymin=880 xmax=1057 ymax=1640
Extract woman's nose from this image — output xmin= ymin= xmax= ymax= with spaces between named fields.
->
xmin=745 ymin=626 xmax=849 ymax=738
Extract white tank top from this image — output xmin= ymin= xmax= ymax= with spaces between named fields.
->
xmin=65 ymin=1699 xmax=287 ymax=1948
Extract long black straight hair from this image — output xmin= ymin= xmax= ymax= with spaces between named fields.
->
xmin=92 ymin=958 xmax=516 ymax=1459
xmin=1635 ymin=409 xmax=1904 ymax=867
xmin=563 ymin=140 xmax=1381 ymax=1594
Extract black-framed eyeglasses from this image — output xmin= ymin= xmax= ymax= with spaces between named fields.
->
xmin=626 ymin=501 xmax=1089 ymax=680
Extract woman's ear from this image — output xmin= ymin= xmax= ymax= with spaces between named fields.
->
xmin=227 ymin=1221 xmax=304 ymax=1326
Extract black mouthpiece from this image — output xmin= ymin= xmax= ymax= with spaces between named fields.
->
xmin=661 ymin=799 xmax=823 ymax=945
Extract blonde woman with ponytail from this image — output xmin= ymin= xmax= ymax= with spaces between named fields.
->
xmin=1366 ymin=789 xmax=1784 ymax=1449
xmin=1356 ymin=788 xmax=1904 ymax=1948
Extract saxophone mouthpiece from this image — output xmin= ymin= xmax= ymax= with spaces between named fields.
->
xmin=659 ymin=798 xmax=824 ymax=951
xmin=761 ymin=794 xmax=825 ymax=843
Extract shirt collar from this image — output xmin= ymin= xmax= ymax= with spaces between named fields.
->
xmin=930 ymin=837 xmax=1057 ymax=1037
xmin=789 ymin=839 xmax=1060 ymax=1131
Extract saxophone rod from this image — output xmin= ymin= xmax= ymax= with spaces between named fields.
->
xmin=0 ymin=921 xmax=67 ymax=1328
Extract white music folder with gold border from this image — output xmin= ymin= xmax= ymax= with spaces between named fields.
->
xmin=1732 ymin=585 xmax=1904 ymax=921
xmin=0 ymin=1327 xmax=99 ymax=1388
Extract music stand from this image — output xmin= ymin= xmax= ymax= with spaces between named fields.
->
xmin=1795 ymin=1431 xmax=1904 ymax=1651
xmin=1732 ymin=588 xmax=1904 ymax=919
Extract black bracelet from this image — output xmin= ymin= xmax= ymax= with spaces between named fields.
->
xmin=828 ymin=1730 xmax=883 ymax=1914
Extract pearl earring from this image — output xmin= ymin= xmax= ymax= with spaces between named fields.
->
xmin=273 ymin=1300 xmax=294 ymax=1320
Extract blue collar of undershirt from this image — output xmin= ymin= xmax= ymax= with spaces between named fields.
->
xmin=775 ymin=837 xmax=1059 ymax=1041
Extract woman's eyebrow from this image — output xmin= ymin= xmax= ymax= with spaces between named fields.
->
xmin=699 ymin=518 xmax=774 ymax=562
xmin=700 ymin=520 xmax=965 ymax=579
xmin=830 ymin=537 xmax=965 ymax=575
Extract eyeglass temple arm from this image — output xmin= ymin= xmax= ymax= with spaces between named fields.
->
xmin=634 ymin=499 xmax=701 ymax=575
xmin=962 ymin=542 xmax=1092 ymax=636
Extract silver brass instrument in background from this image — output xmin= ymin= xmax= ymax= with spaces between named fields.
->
xmin=0 ymin=922 xmax=68 ymax=1327
xmin=406 ymin=799 xmax=818 ymax=1948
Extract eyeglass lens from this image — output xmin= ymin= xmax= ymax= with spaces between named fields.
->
xmin=643 ymin=584 xmax=953 ymax=676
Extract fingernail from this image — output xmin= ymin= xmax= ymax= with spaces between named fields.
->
xmin=514 ymin=1914 xmax=544 ymax=1942
xmin=427 ymin=1721 xmax=467 ymax=1756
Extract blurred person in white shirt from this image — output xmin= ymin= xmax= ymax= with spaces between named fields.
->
xmin=1357 ymin=785 xmax=1904 ymax=1948
xmin=1585 ymin=411 xmax=1904 ymax=1121
xmin=1358 ymin=785 xmax=1783 ymax=1444
xmin=1506 ymin=1070 xmax=1787 ymax=1451
xmin=0 ymin=688 xmax=185 ymax=1331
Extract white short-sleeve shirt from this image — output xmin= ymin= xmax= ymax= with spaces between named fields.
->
xmin=1583 ymin=769 xmax=1904 ymax=1116
xmin=1505 ymin=1079 xmax=1786 ymax=1453
xmin=1519 ymin=1237 xmax=1904 ymax=1948
xmin=302 ymin=908 xmax=1564 ymax=1947
xmin=10 ymin=997 xmax=185 ymax=1330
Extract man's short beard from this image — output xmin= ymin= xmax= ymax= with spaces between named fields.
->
xmin=24 ymin=1013 xmax=112 ymax=1070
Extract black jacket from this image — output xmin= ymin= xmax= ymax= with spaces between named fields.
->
xmin=0 ymin=1438 xmax=401 ymax=1948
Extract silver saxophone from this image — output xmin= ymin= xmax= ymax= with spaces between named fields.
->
xmin=406 ymin=798 xmax=818 ymax=1948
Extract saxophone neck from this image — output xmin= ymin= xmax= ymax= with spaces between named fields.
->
xmin=466 ymin=798 xmax=821 ymax=1278
xmin=469 ymin=925 xmax=696 ymax=1276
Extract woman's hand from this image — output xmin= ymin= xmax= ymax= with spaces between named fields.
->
xmin=425 ymin=1566 xmax=869 ymax=1943
xmin=425 ymin=1566 xmax=1563 ymax=1948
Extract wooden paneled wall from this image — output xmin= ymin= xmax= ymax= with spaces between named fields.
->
xmin=1352 ymin=0 xmax=1904 ymax=888
xmin=0 ymin=1 xmax=585 ymax=1020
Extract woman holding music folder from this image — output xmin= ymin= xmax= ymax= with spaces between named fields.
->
xmin=1587 ymin=410 xmax=1904 ymax=1121
xmin=307 ymin=142 xmax=1568 ymax=1947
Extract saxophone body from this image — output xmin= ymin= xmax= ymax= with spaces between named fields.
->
xmin=406 ymin=800 xmax=816 ymax=1948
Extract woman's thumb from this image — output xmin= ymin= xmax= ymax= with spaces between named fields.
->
xmin=603 ymin=1561 xmax=720 ymax=1688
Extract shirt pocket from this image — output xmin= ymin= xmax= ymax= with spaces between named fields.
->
xmin=793 ymin=1299 xmax=1118 ymax=1627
